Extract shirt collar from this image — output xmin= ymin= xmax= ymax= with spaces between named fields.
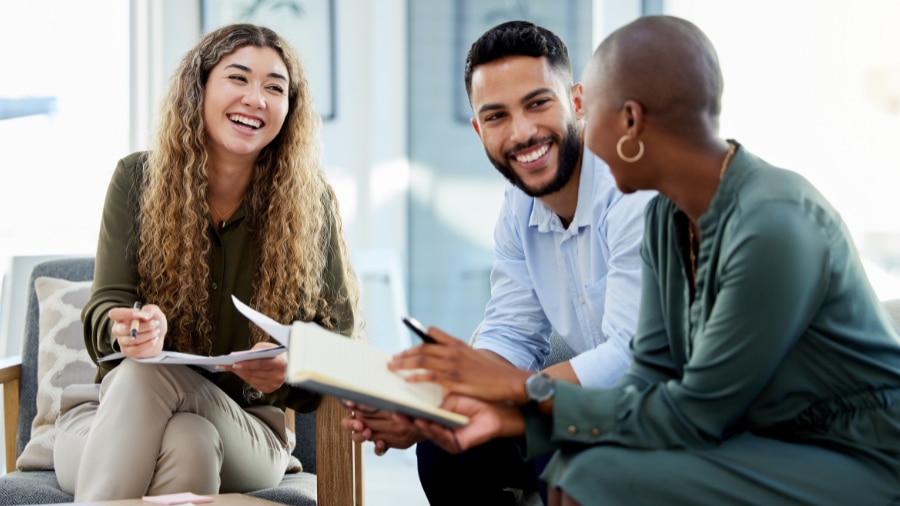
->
xmin=699 ymin=139 xmax=748 ymax=234
xmin=528 ymin=145 xmax=593 ymax=233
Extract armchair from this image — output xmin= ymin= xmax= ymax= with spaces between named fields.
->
xmin=0 ymin=257 xmax=361 ymax=505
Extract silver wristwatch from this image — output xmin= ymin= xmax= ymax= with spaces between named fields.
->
xmin=525 ymin=373 xmax=555 ymax=403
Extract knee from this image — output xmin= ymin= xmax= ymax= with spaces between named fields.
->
xmin=556 ymin=447 xmax=644 ymax=496
xmin=149 ymin=414 xmax=223 ymax=495
xmin=102 ymin=360 xmax=167 ymax=392
xmin=160 ymin=413 xmax=223 ymax=464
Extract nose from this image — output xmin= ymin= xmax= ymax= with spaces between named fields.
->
xmin=509 ymin=113 xmax=537 ymax=144
xmin=242 ymin=86 xmax=266 ymax=109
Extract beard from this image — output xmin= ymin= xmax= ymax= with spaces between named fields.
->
xmin=486 ymin=121 xmax=582 ymax=198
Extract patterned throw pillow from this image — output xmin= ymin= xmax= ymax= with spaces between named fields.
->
xmin=16 ymin=277 xmax=95 ymax=470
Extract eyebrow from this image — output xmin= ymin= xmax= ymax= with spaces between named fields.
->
xmin=224 ymin=63 xmax=288 ymax=82
xmin=476 ymin=87 xmax=555 ymax=115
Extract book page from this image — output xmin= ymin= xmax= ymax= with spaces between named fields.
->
xmin=288 ymin=321 xmax=469 ymax=427
xmin=231 ymin=295 xmax=291 ymax=346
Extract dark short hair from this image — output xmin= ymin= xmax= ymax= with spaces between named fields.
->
xmin=464 ymin=20 xmax=573 ymax=100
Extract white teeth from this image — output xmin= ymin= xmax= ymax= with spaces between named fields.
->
xmin=228 ymin=114 xmax=261 ymax=129
xmin=516 ymin=144 xmax=549 ymax=163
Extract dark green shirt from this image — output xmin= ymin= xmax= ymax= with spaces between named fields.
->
xmin=82 ymin=152 xmax=355 ymax=412
xmin=524 ymin=143 xmax=900 ymax=456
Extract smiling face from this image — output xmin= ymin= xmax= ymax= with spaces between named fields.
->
xmin=202 ymin=45 xmax=290 ymax=167
xmin=469 ymin=55 xmax=583 ymax=198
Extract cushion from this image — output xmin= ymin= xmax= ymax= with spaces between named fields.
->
xmin=16 ymin=277 xmax=95 ymax=470
xmin=883 ymin=298 xmax=900 ymax=328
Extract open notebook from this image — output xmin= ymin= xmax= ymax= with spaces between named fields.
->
xmin=234 ymin=296 xmax=469 ymax=428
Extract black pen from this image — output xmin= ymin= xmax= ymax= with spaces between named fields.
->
xmin=402 ymin=316 xmax=437 ymax=344
xmin=130 ymin=301 xmax=143 ymax=339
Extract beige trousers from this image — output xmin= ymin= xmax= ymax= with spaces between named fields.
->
xmin=54 ymin=360 xmax=290 ymax=501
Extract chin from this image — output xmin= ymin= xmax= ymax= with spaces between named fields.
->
xmin=522 ymin=176 xmax=554 ymax=194
xmin=613 ymin=179 xmax=636 ymax=194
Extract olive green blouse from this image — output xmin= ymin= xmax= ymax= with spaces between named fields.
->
xmin=82 ymin=152 xmax=355 ymax=412
xmin=522 ymin=143 xmax=900 ymax=457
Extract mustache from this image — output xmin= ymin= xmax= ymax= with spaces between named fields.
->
xmin=503 ymin=135 xmax=555 ymax=160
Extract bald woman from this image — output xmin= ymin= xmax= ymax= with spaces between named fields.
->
xmin=397 ymin=15 xmax=900 ymax=506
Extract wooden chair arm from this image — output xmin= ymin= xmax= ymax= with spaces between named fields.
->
xmin=0 ymin=355 xmax=22 ymax=474
xmin=316 ymin=395 xmax=363 ymax=506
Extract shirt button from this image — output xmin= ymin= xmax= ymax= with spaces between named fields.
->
xmin=578 ymin=294 xmax=585 ymax=304
xmin=567 ymin=425 xmax=578 ymax=435
xmin=211 ymin=282 xmax=219 ymax=290
xmin=591 ymin=428 xmax=601 ymax=437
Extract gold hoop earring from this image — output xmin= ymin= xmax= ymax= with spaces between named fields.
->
xmin=616 ymin=135 xmax=644 ymax=163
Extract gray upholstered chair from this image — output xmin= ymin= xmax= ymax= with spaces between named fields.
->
xmin=0 ymin=257 xmax=361 ymax=505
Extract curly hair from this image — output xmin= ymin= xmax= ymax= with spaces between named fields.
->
xmin=137 ymin=23 xmax=358 ymax=354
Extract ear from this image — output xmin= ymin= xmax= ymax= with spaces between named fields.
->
xmin=571 ymin=83 xmax=584 ymax=120
xmin=622 ymin=99 xmax=645 ymax=137
xmin=470 ymin=116 xmax=482 ymax=138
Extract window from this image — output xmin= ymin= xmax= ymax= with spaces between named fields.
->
xmin=664 ymin=0 xmax=900 ymax=298
xmin=0 ymin=0 xmax=130 ymax=353
xmin=0 ymin=0 xmax=130 ymax=261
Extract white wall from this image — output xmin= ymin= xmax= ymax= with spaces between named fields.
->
xmin=322 ymin=0 xmax=410 ymax=346
xmin=129 ymin=0 xmax=201 ymax=151
xmin=322 ymin=0 xmax=409 ymax=270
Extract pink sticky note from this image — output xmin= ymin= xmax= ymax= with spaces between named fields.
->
xmin=142 ymin=492 xmax=215 ymax=504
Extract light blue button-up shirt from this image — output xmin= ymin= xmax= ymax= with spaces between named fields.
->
xmin=473 ymin=148 xmax=654 ymax=387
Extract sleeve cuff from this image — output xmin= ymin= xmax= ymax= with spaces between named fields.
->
xmin=519 ymin=402 xmax=556 ymax=460
xmin=551 ymin=381 xmax=617 ymax=445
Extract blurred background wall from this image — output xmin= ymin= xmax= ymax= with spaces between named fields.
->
xmin=2 ymin=0 xmax=899 ymax=358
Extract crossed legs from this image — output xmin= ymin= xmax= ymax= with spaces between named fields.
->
xmin=54 ymin=361 xmax=290 ymax=501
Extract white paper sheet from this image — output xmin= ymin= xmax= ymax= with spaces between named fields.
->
xmin=231 ymin=295 xmax=291 ymax=346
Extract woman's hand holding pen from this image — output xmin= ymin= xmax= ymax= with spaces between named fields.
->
xmin=108 ymin=304 xmax=167 ymax=359
xmin=218 ymin=342 xmax=287 ymax=394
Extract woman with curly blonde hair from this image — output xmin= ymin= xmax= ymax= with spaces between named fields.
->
xmin=53 ymin=23 xmax=358 ymax=500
